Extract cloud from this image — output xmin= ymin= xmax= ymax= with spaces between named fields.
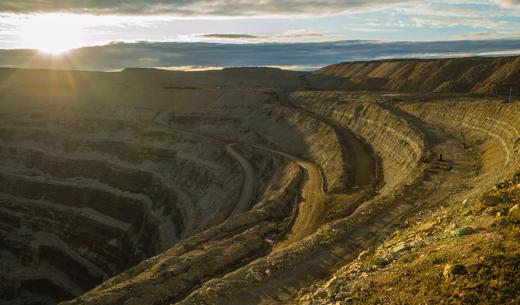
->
xmin=455 ymin=31 xmax=520 ymax=40
xmin=0 ymin=0 xmax=414 ymax=16
xmin=0 ymin=39 xmax=520 ymax=71
xmin=155 ymin=65 xmax=223 ymax=71
xmin=390 ymin=1 xmax=519 ymax=30
xmin=411 ymin=16 xmax=509 ymax=29
xmin=277 ymin=30 xmax=324 ymax=38
xmin=200 ymin=34 xmax=260 ymax=39
xmin=195 ymin=30 xmax=326 ymax=43
xmin=492 ymin=0 xmax=520 ymax=6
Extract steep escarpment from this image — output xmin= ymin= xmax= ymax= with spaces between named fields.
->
xmin=0 ymin=88 xmax=355 ymax=305
xmin=293 ymin=98 xmax=520 ymax=305
xmin=61 ymin=159 xmax=303 ymax=305
xmin=315 ymin=56 xmax=520 ymax=94
xmin=165 ymin=103 xmax=349 ymax=193
xmin=398 ymin=99 xmax=520 ymax=175
xmin=82 ymin=91 xmax=440 ymax=305
xmin=251 ymin=105 xmax=349 ymax=193
xmin=290 ymin=91 xmax=426 ymax=193
xmin=0 ymin=106 xmax=246 ymax=304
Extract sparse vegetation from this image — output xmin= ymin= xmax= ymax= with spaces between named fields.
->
xmin=296 ymin=172 xmax=520 ymax=305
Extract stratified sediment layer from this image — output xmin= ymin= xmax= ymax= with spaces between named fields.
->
xmin=0 ymin=59 xmax=518 ymax=305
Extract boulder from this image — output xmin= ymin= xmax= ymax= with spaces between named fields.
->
xmin=508 ymin=204 xmax=520 ymax=222
xmin=313 ymin=288 xmax=327 ymax=299
xmin=458 ymin=226 xmax=475 ymax=237
xmin=357 ymin=250 xmax=370 ymax=260
xmin=443 ymin=263 xmax=467 ymax=278
xmin=391 ymin=242 xmax=410 ymax=253
xmin=482 ymin=195 xmax=501 ymax=206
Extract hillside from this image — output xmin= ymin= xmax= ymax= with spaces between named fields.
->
xmin=294 ymin=173 xmax=520 ymax=304
xmin=315 ymin=56 xmax=520 ymax=94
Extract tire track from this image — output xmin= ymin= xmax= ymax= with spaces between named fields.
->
xmin=251 ymin=145 xmax=326 ymax=250
xmin=225 ymin=143 xmax=256 ymax=215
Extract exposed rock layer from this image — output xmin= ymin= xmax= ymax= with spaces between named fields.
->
xmin=0 ymin=57 xmax=519 ymax=305
xmin=315 ymin=56 xmax=520 ymax=94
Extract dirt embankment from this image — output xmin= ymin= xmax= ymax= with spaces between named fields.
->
xmin=0 ymin=107 xmax=249 ymax=304
xmin=315 ymin=56 xmax=520 ymax=94
xmin=267 ymin=106 xmax=348 ymax=192
xmin=290 ymin=91 xmax=427 ymax=193
xmin=156 ymin=94 xmax=431 ymax=305
xmin=164 ymin=102 xmax=348 ymax=194
xmin=398 ymin=100 xmax=520 ymax=177
xmin=292 ymin=98 xmax=520 ymax=305
xmin=60 ymin=160 xmax=302 ymax=305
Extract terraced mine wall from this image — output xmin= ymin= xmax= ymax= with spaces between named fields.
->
xmin=165 ymin=104 xmax=348 ymax=193
xmin=399 ymin=100 xmax=520 ymax=178
xmin=60 ymin=160 xmax=302 ymax=305
xmin=315 ymin=56 xmax=520 ymax=94
xmin=2 ymin=62 xmax=520 ymax=305
xmin=265 ymin=106 xmax=348 ymax=192
xmin=0 ymin=107 xmax=250 ymax=304
xmin=290 ymin=100 xmax=520 ymax=305
xmin=23 ymin=95 xmax=519 ymax=305
xmin=0 ymin=124 xmax=241 ymax=231
xmin=290 ymin=91 xmax=426 ymax=193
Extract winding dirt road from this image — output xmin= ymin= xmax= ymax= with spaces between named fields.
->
xmin=225 ymin=143 xmax=256 ymax=215
xmin=56 ymin=96 xmax=486 ymax=305
xmin=200 ymin=94 xmax=482 ymax=305
xmin=252 ymin=145 xmax=327 ymax=250
xmin=282 ymin=96 xmax=379 ymax=190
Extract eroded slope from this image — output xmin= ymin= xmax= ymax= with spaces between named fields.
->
xmin=315 ymin=56 xmax=520 ymax=94
xmin=0 ymin=61 xmax=518 ymax=305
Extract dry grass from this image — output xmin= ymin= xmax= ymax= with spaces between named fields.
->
xmin=297 ymin=172 xmax=520 ymax=305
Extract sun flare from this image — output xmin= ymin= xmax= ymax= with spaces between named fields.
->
xmin=20 ymin=14 xmax=86 ymax=55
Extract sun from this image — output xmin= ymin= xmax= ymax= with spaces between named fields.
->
xmin=20 ymin=14 xmax=86 ymax=55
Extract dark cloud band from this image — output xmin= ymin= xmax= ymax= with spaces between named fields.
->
xmin=0 ymin=0 xmax=413 ymax=15
xmin=0 ymin=39 xmax=519 ymax=71
xmin=201 ymin=34 xmax=260 ymax=39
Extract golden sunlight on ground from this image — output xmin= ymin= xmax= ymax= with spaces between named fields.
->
xmin=20 ymin=14 xmax=86 ymax=55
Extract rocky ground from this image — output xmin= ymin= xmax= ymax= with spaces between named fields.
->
xmin=294 ymin=172 xmax=520 ymax=304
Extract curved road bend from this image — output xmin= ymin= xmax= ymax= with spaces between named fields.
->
xmin=251 ymin=145 xmax=327 ymax=250
xmin=225 ymin=143 xmax=256 ymax=216
xmin=281 ymin=97 xmax=379 ymax=190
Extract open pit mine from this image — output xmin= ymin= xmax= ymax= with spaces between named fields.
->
xmin=0 ymin=56 xmax=519 ymax=305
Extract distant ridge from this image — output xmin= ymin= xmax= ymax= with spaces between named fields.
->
xmin=315 ymin=55 xmax=520 ymax=94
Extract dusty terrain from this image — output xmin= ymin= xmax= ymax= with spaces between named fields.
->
xmin=0 ymin=56 xmax=519 ymax=305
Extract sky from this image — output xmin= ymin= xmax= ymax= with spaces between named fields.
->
xmin=0 ymin=0 xmax=519 ymax=70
